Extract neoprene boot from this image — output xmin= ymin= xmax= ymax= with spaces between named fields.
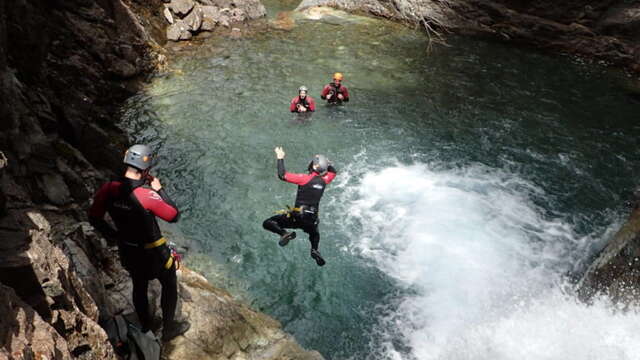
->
xmin=162 ymin=319 xmax=191 ymax=342
xmin=310 ymin=249 xmax=326 ymax=266
xmin=279 ymin=231 xmax=296 ymax=247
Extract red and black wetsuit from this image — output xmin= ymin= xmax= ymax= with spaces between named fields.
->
xmin=320 ymin=83 xmax=349 ymax=103
xmin=88 ymin=177 xmax=179 ymax=331
xmin=290 ymin=95 xmax=316 ymax=112
xmin=262 ymin=159 xmax=336 ymax=251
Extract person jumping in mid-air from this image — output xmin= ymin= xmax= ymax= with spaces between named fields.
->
xmin=290 ymin=86 xmax=316 ymax=113
xmin=320 ymin=72 xmax=349 ymax=104
xmin=262 ymin=147 xmax=337 ymax=266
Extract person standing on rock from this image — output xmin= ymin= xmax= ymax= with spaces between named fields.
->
xmin=262 ymin=147 xmax=337 ymax=266
xmin=290 ymin=86 xmax=316 ymax=113
xmin=88 ymin=144 xmax=190 ymax=341
xmin=320 ymin=72 xmax=349 ymax=104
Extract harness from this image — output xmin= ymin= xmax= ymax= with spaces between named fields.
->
xmin=297 ymin=96 xmax=310 ymax=110
xmin=329 ymin=83 xmax=344 ymax=97
xmin=121 ymin=237 xmax=177 ymax=270
xmin=275 ymin=205 xmax=318 ymax=218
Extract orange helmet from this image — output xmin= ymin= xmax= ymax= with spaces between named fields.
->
xmin=333 ymin=72 xmax=344 ymax=81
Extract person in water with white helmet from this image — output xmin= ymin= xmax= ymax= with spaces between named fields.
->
xmin=290 ymin=86 xmax=316 ymax=113
xmin=262 ymin=147 xmax=337 ymax=266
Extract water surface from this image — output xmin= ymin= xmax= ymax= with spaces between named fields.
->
xmin=121 ymin=9 xmax=640 ymax=359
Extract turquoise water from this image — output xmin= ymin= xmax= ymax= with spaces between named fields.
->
xmin=120 ymin=8 xmax=640 ymax=360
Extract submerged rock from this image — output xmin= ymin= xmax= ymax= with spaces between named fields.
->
xmin=271 ymin=11 xmax=296 ymax=31
xmin=295 ymin=6 xmax=376 ymax=25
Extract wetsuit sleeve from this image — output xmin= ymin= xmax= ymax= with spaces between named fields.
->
xmin=277 ymin=159 xmax=286 ymax=180
xmin=323 ymin=166 xmax=337 ymax=184
xmin=284 ymin=172 xmax=312 ymax=185
xmin=320 ymin=85 xmax=330 ymax=100
xmin=135 ymin=188 xmax=180 ymax=223
xmin=290 ymin=97 xmax=298 ymax=112
xmin=341 ymin=86 xmax=349 ymax=102
xmin=157 ymin=189 xmax=180 ymax=222
xmin=308 ymin=97 xmax=316 ymax=112
xmin=88 ymin=182 xmax=118 ymax=238
xmin=278 ymin=159 xmax=311 ymax=185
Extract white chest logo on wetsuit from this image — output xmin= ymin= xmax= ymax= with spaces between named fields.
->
xmin=312 ymin=184 xmax=324 ymax=190
xmin=148 ymin=191 xmax=162 ymax=200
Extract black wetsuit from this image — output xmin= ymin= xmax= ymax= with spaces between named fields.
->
xmin=262 ymin=159 xmax=337 ymax=251
xmin=89 ymin=177 xmax=180 ymax=331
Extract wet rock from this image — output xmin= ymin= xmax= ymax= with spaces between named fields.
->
xmin=184 ymin=4 xmax=204 ymax=31
xmin=108 ymin=56 xmax=140 ymax=79
xmin=578 ymin=207 xmax=640 ymax=305
xmin=597 ymin=4 xmax=640 ymax=39
xmin=201 ymin=5 xmax=221 ymax=31
xmin=167 ymin=19 xmax=193 ymax=41
xmin=168 ymin=0 xmax=196 ymax=17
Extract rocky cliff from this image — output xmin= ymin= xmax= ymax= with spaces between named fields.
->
xmin=0 ymin=1 xmax=321 ymax=359
xmin=578 ymin=196 xmax=640 ymax=305
xmin=296 ymin=0 xmax=640 ymax=72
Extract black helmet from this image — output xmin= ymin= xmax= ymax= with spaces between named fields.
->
xmin=123 ymin=144 xmax=154 ymax=171
xmin=311 ymin=154 xmax=329 ymax=175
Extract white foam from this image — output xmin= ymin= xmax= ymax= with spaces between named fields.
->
xmin=339 ymin=163 xmax=640 ymax=360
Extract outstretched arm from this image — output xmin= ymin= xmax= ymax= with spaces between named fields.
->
xmin=275 ymin=147 xmax=312 ymax=185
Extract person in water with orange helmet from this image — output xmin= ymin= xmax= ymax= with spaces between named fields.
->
xmin=290 ymin=86 xmax=316 ymax=113
xmin=320 ymin=72 xmax=349 ymax=104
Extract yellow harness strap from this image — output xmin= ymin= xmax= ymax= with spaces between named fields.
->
xmin=275 ymin=206 xmax=302 ymax=218
xmin=144 ymin=237 xmax=167 ymax=249
xmin=164 ymin=255 xmax=174 ymax=270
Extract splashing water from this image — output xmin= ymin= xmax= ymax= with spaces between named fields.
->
xmin=339 ymin=163 xmax=640 ymax=359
